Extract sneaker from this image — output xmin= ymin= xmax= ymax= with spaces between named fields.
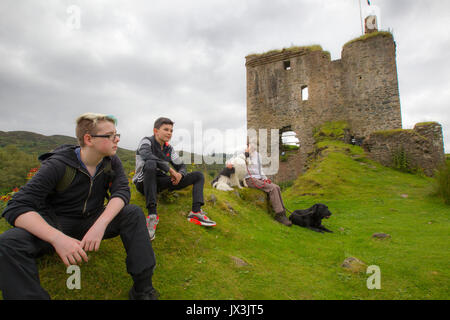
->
xmin=129 ymin=286 xmax=159 ymax=300
xmin=187 ymin=210 xmax=216 ymax=227
xmin=146 ymin=215 xmax=159 ymax=241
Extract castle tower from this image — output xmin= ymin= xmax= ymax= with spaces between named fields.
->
xmin=246 ymin=32 xmax=402 ymax=182
xmin=341 ymin=32 xmax=402 ymax=139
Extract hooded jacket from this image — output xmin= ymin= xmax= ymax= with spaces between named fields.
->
xmin=2 ymin=145 xmax=130 ymax=226
xmin=132 ymin=135 xmax=187 ymax=184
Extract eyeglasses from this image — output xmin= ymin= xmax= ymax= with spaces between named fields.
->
xmin=90 ymin=133 xmax=121 ymax=141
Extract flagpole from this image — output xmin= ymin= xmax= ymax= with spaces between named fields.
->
xmin=359 ymin=0 xmax=364 ymax=35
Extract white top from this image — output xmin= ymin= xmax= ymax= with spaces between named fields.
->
xmin=245 ymin=151 xmax=267 ymax=180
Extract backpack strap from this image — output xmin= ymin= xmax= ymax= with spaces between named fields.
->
xmin=55 ymin=165 xmax=77 ymax=193
xmin=55 ymin=158 xmax=115 ymax=196
xmin=103 ymin=157 xmax=115 ymax=199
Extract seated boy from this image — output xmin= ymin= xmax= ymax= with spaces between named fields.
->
xmin=133 ymin=117 xmax=216 ymax=241
xmin=0 ymin=113 xmax=158 ymax=300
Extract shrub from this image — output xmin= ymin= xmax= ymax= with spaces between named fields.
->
xmin=392 ymin=147 xmax=412 ymax=173
xmin=278 ymin=179 xmax=294 ymax=191
xmin=0 ymin=145 xmax=39 ymax=193
xmin=434 ymin=161 xmax=450 ymax=204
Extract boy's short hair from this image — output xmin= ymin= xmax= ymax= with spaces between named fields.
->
xmin=76 ymin=113 xmax=117 ymax=147
xmin=154 ymin=117 xmax=174 ymax=129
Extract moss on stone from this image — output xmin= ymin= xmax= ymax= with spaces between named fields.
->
xmin=246 ymin=44 xmax=325 ymax=60
xmin=414 ymin=122 xmax=439 ymax=127
xmin=372 ymin=128 xmax=412 ymax=137
xmin=344 ymin=31 xmax=393 ymax=47
xmin=371 ymin=128 xmax=429 ymax=142
xmin=313 ymin=121 xmax=349 ymax=142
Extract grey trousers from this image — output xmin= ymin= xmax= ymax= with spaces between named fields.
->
xmin=245 ymin=178 xmax=286 ymax=214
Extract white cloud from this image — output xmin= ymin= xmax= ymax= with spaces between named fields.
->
xmin=0 ymin=0 xmax=449 ymax=153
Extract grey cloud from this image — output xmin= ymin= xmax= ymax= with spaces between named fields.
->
xmin=0 ymin=0 xmax=449 ymax=152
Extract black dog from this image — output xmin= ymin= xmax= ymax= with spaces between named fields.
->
xmin=289 ymin=203 xmax=333 ymax=233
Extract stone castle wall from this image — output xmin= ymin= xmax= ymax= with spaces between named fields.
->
xmin=246 ymin=32 xmax=403 ymax=182
xmin=362 ymin=122 xmax=445 ymax=176
xmin=341 ymin=33 xmax=402 ymax=138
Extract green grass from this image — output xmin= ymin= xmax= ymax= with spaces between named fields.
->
xmin=434 ymin=160 xmax=450 ymax=204
xmin=1 ymin=140 xmax=449 ymax=300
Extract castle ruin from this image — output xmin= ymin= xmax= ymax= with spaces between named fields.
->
xmin=246 ymin=32 xmax=445 ymax=181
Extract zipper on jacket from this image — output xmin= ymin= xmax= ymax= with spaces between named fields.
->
xmin=80 ymin=168 xmax=104 ymax=217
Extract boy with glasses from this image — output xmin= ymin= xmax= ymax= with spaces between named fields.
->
xmin=133 ymin=117 xmax=216 ymax=241
xmin=0 ymin=113 xmax=158 ymax=300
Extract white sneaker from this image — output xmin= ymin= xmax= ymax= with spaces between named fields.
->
xmin=146 ymin=215 xmax=159 ymax=241
xmin=187 ymin=210 xmax=216 ymax=227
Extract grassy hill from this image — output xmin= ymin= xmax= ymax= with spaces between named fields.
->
xmin=1 ymin=124 xmax=448 ymax=300
xmin=0 ymin=131 xmax=138 ymax=192
xmin=0 ymin=130 xmax=136 ymax=169
xmin=0 ymin=131 xmax=79 ymax=155
xmin=0 ymin=131 xmax=228 ymax=191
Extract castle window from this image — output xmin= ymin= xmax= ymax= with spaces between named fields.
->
xmin=281 ymin=131 xmax=300 ymax=148
xmin=301 ymin=85 xmax=308 ymax=101
xmin=283 ymin=60 xmax=291 ymax=71
xmin=280 ymin=128 xmax=300 ymax=162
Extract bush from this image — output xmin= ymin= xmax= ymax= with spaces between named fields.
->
xmin=434 ymin=161 xmax=450 ymax=204
xmin=278 ymin=179 xmax=294 ymax=191
xmin=0 ymin=145 xmax=39 ymax=193
xmin=0 ymin=197 xmax=7 ymax=213
xmin=392 ymin=147 xmax=412 ymax=173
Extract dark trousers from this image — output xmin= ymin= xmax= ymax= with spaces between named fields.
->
xmin=135 ymin=160 xmax=204 ymax=215
xmin=0 ymin=204 xmax=156 ymax=300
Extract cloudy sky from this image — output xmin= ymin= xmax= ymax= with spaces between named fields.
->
xmin=0 ymin=0 xmax=449 ymax=154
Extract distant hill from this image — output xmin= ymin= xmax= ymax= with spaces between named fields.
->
xmin=0 ymin=131 xmax=75 ymax=154
xmin=0 ymin=131 xmax=231 ymax=191
xmin=0 ymin=131 xmax=231 ymax=165
xmin=0 ymin=130 xmax=135 ymax=161
xmin=0 ymin=131 xmax=135 ymax=191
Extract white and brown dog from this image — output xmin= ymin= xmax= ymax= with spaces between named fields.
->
xmin=211 ymin=153 xmax=248 ymax=191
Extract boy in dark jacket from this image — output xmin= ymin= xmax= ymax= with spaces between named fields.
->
xmin=0 ymin=113 xmax=157 ymax=300
xmin=133 ymin=117 xmax=216 ymax=241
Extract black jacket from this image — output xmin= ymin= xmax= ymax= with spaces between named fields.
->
xmin=2 ymin=145 xmax=130 ymax=226
xmin=133 ymin=135 xmax=187 ymax=183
